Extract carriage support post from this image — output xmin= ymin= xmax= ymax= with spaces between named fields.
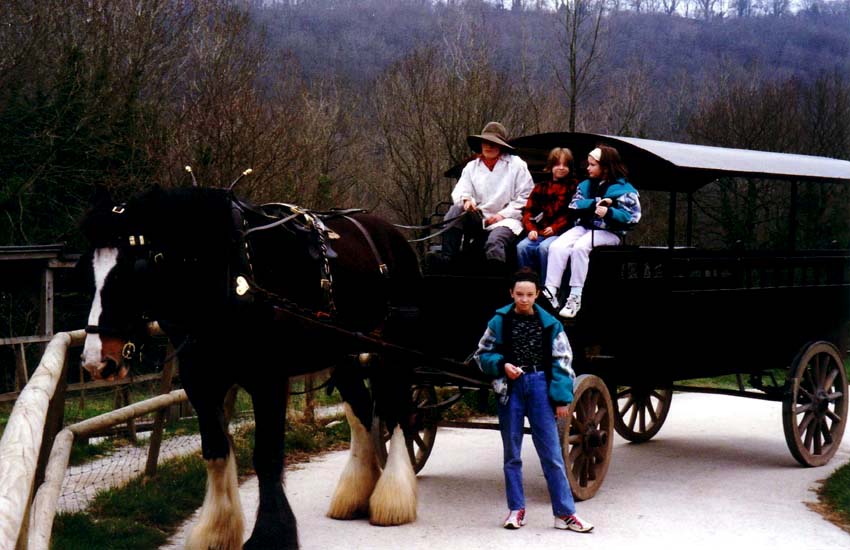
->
xmin=667 ymin=190 xmax=677 ymax=249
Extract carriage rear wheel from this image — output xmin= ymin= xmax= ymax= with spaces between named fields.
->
xmin=563 ymin=374 xmax=614 ymax=501
xmin=782 ymin=341 xmax=848 ymax=467
xmin=371 ymin=384 xmax=439 ymax=474
xmin=613 ymin=384 xmax=673 ymax=443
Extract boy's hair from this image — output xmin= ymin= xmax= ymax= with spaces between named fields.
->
xmin=512 ymin=268 xmax=540 ymax=290
xmin=544 ymin=147 xmax=574 ymax=174
xmin=596 ymin=144 xmax=628 ymax=181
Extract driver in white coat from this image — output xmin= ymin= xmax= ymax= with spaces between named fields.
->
xmin=440 ymin=122 xmax=534 ymax=269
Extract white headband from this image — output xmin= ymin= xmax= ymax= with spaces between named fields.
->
xmin=588 ymin=148 xmax=602 ymax=161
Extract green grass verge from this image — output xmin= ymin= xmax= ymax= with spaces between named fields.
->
xmin=818 ymin=460 xmax=850 ymax=532
xmin=51 ymin=416 xmax=350 ymax=550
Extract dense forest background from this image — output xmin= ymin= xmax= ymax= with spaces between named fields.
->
xmin=2 ymin=0 xmax=850 ymax=345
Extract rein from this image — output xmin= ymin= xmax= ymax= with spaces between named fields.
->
xmin=393 ymin=211 xmax=469 ymax=243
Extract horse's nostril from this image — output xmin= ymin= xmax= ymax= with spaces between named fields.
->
xmin=101 ymin=358 xmax=119 ymax=379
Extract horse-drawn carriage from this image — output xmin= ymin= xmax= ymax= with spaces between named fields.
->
xmin=379 ymin=132 xmax=850 ymax=500
xmin=78 ymin=132 xmax=850 ymax=549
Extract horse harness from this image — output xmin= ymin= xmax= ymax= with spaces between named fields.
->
xmin=86 ymin=196 xmax=393 ymax=375
xmin=229 ymin=197 xmax=391 ymax=320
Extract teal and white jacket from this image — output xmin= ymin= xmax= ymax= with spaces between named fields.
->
xmin=570 ymin=177 xmax=641 ymax=234
xmin=474 ymin=303 xmax=575 ymax=406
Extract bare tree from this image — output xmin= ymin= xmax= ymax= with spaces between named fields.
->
xmin=552 ymin=0 xmax=608 ymax=132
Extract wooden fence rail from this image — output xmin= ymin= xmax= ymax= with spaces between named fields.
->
xmin=0 ymin=324 xmax=180 ymax=550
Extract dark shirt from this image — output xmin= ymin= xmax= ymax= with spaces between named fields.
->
xmin=510 ymin=313 xmax=543 ymax=370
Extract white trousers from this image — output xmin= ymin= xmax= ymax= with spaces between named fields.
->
xmin=544 ymin=226 xmax=621 ymax=289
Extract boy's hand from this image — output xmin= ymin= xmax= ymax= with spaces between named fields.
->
xmin=541 ymin=226 xmax=554 ymax=237
xmin=485 ymin=214 xmax=504 ymax=226
xmin=555 ymin=405 xmax=570 ymax=418
xmin=463 ymin=198 xmax=477 ymax=212
xmin=527 ymin=230 xmax=539 ymax=241
xmin=505 ymin=363 xmax=523 ymax=380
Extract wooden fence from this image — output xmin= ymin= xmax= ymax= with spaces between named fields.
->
xmin=0 ymin=325 xmax=190 ymax=550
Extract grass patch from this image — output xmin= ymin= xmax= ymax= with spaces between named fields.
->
xmin=817 ymin=460 xmax=850 ymax=533
xmin=51 ymin=415 xmax=350 ymax=549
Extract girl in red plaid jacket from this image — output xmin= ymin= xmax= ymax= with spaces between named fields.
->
xmin=516 ymin=148 xmax=578 ymax=280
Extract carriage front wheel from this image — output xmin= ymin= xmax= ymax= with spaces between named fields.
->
xmin=371 ymin=384 xmax=439 ymax=474
xmin=782 ymin=341 xmax=848 ymax=467
xmin=562 ymin=374 xmax=614 ymax=501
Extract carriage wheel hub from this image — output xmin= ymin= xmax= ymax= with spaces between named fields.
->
xmin=813 ymin=389 xmax=830 ymax=416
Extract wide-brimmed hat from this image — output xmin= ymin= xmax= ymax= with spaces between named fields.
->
xmin=467 ymin=121 xmax=515 ymax=152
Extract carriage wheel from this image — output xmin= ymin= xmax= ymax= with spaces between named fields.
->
xmin=563 ymin=374 xmax=614 ymax=501
xmin=613 ymin=384 xmax=673 ymax=443
xmin=371 ymin=384 xmax=439 ymax=474
xmin=782 ymin=341 xmax=848 ymax=467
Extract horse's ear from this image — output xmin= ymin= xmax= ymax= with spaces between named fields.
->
xmin=91 ymin=184 xmax=113 ymax=208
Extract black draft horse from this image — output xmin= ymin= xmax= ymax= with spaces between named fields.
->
xmin=79 ymin=185 xmax=423 ymax=549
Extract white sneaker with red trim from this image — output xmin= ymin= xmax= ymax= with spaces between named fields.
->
xmin=503 ymin=509 xmax=526 ymax=529
xmin=554 ymin=513 xmax=594 ymax=532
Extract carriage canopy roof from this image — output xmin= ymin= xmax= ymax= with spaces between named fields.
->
xmin=446 ymin=132 xmax=850 ymax=192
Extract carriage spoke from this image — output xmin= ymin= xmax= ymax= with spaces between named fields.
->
xmin=824 ymin=368 xmax=839 ymax=390
xmin=803 ymin=419 xmax=815 ymax=450
xmin=639 ymin=404 xmax=647 ymax=432
xmin=795 ymin=402 xmax=813 ymax=414
xmin=646 ymin=401 xmax=659 ymax=424
xmin=798 ymin=410 xmax=815 ymax=433
xmin=569 ymin=443 xmax=582 ymax=463
xmin=826 ymin=409 xmax=842 ymax=424
xmin=413 ymin=432 xmax=425 ymax=449
xmin=821 ymin=421 xmax=833 ymax=446
xmin=619 ymin=396 xmax=636 ymax=418
xmin=593 ymin=407 xmax=608 ymax=426
xmin=568 ymin=434 xmax=582 ymax=445
xmin=813 ymin=421 xmax=823 ymax=455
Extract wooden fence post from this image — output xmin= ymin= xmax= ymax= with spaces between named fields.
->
xmin=14 ymin=344 xmax=28 ymax=392
xmin=145 ymin=343 xmax=177 ymax=477
xmin=304 ymin=374 xmax=315 ymax=423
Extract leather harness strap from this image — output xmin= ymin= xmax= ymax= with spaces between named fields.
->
xmin=342 ymin=215 xmax=389 ymax=277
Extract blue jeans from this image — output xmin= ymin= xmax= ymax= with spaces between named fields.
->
xmin=497 ymin=371 xmax=576 ymax=516
xmin=516 ymin=235 xmax=559 ymax=276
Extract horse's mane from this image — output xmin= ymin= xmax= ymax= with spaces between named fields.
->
xmin=81 ymin=186 xmax=235 ymax=256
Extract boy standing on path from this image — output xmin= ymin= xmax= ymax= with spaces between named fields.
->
xmin=474 ymin=269 xmax=594 ymax=532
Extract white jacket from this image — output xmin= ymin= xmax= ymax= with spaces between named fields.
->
xmin=450 ymin=154 xmax=534 ymax=235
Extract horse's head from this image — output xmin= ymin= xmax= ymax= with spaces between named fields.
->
xmin=79 ymin=186 xmax=155 ymax=381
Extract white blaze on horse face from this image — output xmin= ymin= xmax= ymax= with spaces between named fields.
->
xmin=82 ymin=248 xmax=119 ymax=369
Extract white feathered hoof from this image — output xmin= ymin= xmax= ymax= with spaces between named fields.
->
xmin=186 ymin=452 xmax=244 ymax=550
xmin=369 ymin=426 xmax=417 ymax=526
xmin=327 ymin=403 xmax=381 ymax=520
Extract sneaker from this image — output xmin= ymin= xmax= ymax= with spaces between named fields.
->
xmin=558 ymin=294 xmax=582 ymax=318
xmin=503 ymin=509 xmax=526 ymax=529
xmin=554 ymin=513 xmax=594 ymax=532
xmin=543 ymin=286 xmax=560 ymax=309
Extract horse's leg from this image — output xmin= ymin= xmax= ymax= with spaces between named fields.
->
xmin=243 ymin=381 xmax=298 ymax=550
xmin=184 ymin=383 xmax=244 ymax=550
xmin=367 ymin=356 xmax=417 ymax=526
xmin=327 ymin=362 xmax=380 ymax=519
